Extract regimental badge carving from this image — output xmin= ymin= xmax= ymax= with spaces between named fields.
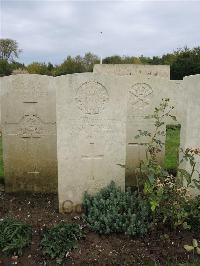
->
xmin=17 ymin=114 xmax=44 ymax=138
xmin=75 ymin=81 xmax=109 ymax=115
xmin=129 ymin=83 xmax=153 ymax=111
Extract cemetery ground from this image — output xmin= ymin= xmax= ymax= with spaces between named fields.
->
xmin=0 ymin=192 xmax=199 ymax=266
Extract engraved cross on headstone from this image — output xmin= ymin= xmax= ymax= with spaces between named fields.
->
xmin=81 ymin=142 xmax=104 ymax=180
xmin=81 ymin=142 xmax=104 ymax=160
xmin=27 ymin=166 xmax=40 ymax=177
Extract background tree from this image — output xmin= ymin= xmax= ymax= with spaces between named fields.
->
xmin=27 ymin=62 xmax=51 ymax=75
xmin=53 ymin=56 xmax=85 ymax=76
xmin=103 ymin=55 xmax=123 ymax=64
xmin=170 ymin=47 xmax=200 ymax=79
xmin=0 ymin=39 xmax=22 ymax=62
xmin=83 ymin=52 xmax=99 ymax=72
xmin=0 ymin=38 xmax=199 ymax=79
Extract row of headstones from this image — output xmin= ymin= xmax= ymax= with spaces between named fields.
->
xmin=0 ymin=67 xmax=199 ymax=211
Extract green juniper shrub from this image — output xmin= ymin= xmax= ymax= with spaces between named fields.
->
xmin=0 ymin=218 xmax=32 ymax=256
xmin=83 ymin=181 xmax=151 ymax=236
xmin=41 ymin=222 xmax=83 ymax=264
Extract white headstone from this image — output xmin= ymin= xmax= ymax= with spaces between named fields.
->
xmin=180 ymin=74 xmax=200 ymax=195
xmin=1 ymin=74 xmax=57 ymax=192
xmin=93 ymin=64 xmax=170 ymax=79
xmin=56 ymin=73 xmax=127 ymax=211
xmin=124 ymin=76 xmax=183 ymax=186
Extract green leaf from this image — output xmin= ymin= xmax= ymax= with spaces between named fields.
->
xmin=150 ymin=199 xmax=159 ymax=212
xmin=193 ymin=239 xmax=198 ymax=248
xmin=193 ymin=179 xmax=200 ymax=190
xmin=178 ymin=168 xmax=192 ymax=185
xmin=148 ymin=174 xmax=155 ymax=185
xmin=184 ymin=245 xmax=194 ymax=252
xmin=196 ymin=247 xmax=200 ymax=255
xmin=144 ymin=182 xmax=153 ymax=194
xmin=182 ymin=222 xmax=191 ymax=230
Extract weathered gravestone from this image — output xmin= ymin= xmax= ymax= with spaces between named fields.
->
xmin=56 ymin=73 xmax=128 ymax=211
xmin=1 ymin=74 xmax=57 ymax=192
xmin=93 ymin=64 xmax=170 ymax=79
xmin=180 ymin=75 xmax=200 ymax=194
xmin=125 ymin=76 xmax=183 ymax=186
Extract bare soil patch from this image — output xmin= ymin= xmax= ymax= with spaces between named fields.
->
xmin=0 ymin=191 xmax=199 ymax=265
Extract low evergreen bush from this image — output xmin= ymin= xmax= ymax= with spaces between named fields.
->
xmin=41 ymin=222 xmax=83 ymax=264
xmin=83 ymin=181 xmax=151 ymax=236
xmin=0 ymin=218 xmax=32 ymax=255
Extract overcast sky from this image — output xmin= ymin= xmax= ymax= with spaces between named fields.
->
xmin=1 ymin=0 xmax=200 ymax=64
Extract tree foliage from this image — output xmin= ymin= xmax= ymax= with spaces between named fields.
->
xmin=27 ymin=62 xmax=52 ymax=75
xmin=0 ymin=60 xmax=12 ymax=76
xmin=52 ymin=53 xmax=99 ymax=76
xmin=170 ymin=47 xmax=200 ymax=79
xmin=0 ymin=39 xmax=22 ymax=62
xmin=0 ymin=41 xmax=199 ymax=79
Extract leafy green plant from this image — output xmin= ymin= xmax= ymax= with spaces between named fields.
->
xmin=135 ymin=98 xmax=176 ymax=185
xmin=41 ymin=222 xmax=83 ymax=264
xmin=83 ymin=181 xmax=151 ymax=236
xmin=143 ymin=175 xmax=190 ymax=229
xmin=178 ymin=147 xmax=200 ymax=189
xmin=134 ymin=99 xmax=185 ymax=227
xmin=135 ymin=98 xmax=200 ymax=190
xmin=185 ymin=195 xmax=200 ymax=230
xmin=0 ymin=218 xmax=32 ymax=255
xmin=184 ymin=239 xmax=200 ymax=255
xmin=134 ymin=98 xmax=200 ymax=230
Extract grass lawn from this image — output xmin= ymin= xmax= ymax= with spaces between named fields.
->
xmin=164 ymin=125 xmax=181 ymax=171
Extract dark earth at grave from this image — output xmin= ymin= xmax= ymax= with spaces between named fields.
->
xmin=0 ymin=191 xmax=199 ymax=266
